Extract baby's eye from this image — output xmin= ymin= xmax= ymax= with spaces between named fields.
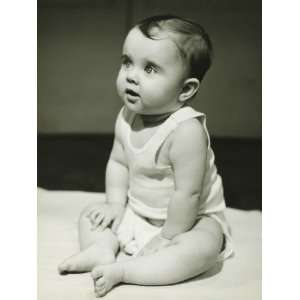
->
xmin=144 ymin=64 xmax=157 ymax=74
xmin=122 ymin=58 xmax=131 ymax=68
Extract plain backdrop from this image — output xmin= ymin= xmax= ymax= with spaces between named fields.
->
xmin=38 ymin=0 xmax=261 ymax=137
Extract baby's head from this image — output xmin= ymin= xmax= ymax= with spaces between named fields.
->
xmin=136 ymin=15 xmax=213 ymax=83
xmin=116 ymin=15 xmax=213 ymax=115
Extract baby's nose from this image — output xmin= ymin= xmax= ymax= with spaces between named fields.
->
xmin=126 ymin=69 xmax=138 ymax=85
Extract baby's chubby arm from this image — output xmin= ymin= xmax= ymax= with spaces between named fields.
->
xmin=105 ymin=129 xmax=129 ymax=208
xmin=161 ymin=118 xmax=207 ymax=240
xmin=88 ymin=117 xmax=129 ymax=232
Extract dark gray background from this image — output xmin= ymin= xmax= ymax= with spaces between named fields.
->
xmin=38 ymin=0 xmax=261 ymax=137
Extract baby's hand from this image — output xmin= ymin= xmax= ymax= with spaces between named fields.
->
xmin=137 ymin=233 xmax=172 ymax=257
xmin=86 ymin=203 xmax=125 ymax=233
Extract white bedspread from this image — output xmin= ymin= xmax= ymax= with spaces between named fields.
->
xmin=38 ymin=188 xmax=261 ymax=300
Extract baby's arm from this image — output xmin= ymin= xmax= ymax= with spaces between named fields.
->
xmin=161 ymin=118 xmax=207 ymax=240
xmin=88 ymin=113 xmax=129 ymax=232
xmin=105 ymin=131 xmax=129 ymax=207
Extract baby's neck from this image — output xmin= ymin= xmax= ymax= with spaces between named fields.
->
xmin=139 ymin=111 xmax=174 ymax=127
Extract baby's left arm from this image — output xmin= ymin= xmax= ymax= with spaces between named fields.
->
xmin=161 ymin=118 xmax=207 ymax=240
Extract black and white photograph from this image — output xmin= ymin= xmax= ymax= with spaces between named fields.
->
xmin=37 ymin=0 xmax=262 ymax=299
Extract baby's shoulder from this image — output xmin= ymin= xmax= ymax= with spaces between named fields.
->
xmin=172 ymin=118 xmax=207 ymax=145
xmin=167 ymin=118 xmax=208 ymax=159
xmin=165 ymin=118 xmax=207 ymax=156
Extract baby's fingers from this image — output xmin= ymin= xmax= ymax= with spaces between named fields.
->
xmin=85 ymin=208 xmax=97 ymax=219
xmin=88 ymin=209 xmax=102 ymax=222
xmin=100 ymin=216 xmax=113 ymax=230
xmin=111 ymin=216 xmax=122 ymax=233
xmin=91 ymin=213 xmax=105 ymax=230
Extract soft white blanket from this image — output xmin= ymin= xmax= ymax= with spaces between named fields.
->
xmin=38 ymin=188 xmax=261 ymax=300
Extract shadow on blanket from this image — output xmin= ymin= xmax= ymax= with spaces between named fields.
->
xmin=192 ymin=261 xmax=224 ymax=281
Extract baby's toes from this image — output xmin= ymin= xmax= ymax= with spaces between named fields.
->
xmin=95 ymin=284 xmax=107 ymax=298
xmin=95 ymin=277 xmax=105 ymax=288
xmin=91 ymin=267 xmax=103 ymax=280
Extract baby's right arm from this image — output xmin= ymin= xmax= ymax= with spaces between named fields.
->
xmin=105 ymin=121 xmax=129 ymax=207
xmin=89 ymin=114 xmax=129 ymax=232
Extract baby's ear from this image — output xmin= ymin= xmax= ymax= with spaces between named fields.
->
xmin=179 ymin=78 xmax=200 ymax=103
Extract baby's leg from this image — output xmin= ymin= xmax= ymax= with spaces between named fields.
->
xmin=91 ymin=216 xmax=223 ymax=297
xmin=58 ymin=203 xmax=119 ymax=274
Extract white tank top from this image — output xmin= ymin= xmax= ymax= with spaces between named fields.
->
xmin=116 ymin=105 xmax=227 ymax=220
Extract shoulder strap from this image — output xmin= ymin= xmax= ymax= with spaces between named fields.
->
xmin=115 ymin=106 xmax=135 ymax=144
xmin=170 ymin=106 xmax=204 ymax=123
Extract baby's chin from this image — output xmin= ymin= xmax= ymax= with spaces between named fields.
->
xmin=123 ymin=98 xmax=144 ymax=113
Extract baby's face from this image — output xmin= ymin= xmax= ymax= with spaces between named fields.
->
xmin=116 ymin=27 xmax=188 ymax=115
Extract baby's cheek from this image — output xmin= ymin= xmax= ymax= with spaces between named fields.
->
xmin=144 ymin=87 xmax=162 ymax=103
xmin=116 ymin=74 xmax=124 ymax=96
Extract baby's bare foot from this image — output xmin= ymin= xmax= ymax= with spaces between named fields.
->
xmin=91 ymin=263 xmax=124 ymax=297
xmin=58 ymin=246 xmax=115 ymax=275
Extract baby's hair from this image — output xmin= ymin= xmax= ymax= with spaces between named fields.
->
xmin=136 ymin=14 xmax=213 ymax=82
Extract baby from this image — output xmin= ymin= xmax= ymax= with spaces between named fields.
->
xmin=58 ymin=15 xmax=233 ymax=297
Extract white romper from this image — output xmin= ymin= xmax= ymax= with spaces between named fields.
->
xmin=115 ymin=105 xmax=234 ymax=260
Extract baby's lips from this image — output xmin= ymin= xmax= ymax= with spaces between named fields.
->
xmin=125 ymin=88 xmax=140 ymax=97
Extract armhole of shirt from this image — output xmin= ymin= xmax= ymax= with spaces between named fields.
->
xmin=115 ymin=106 xmax=136 ymax=145
xmin=115 ymin=106 xmax=126 ymax=142
xmin=196 ymin=115 xmax=211 ymax=149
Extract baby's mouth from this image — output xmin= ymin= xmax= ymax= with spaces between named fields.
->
xmin=125 ymin=88 xmax=140 ymax=98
